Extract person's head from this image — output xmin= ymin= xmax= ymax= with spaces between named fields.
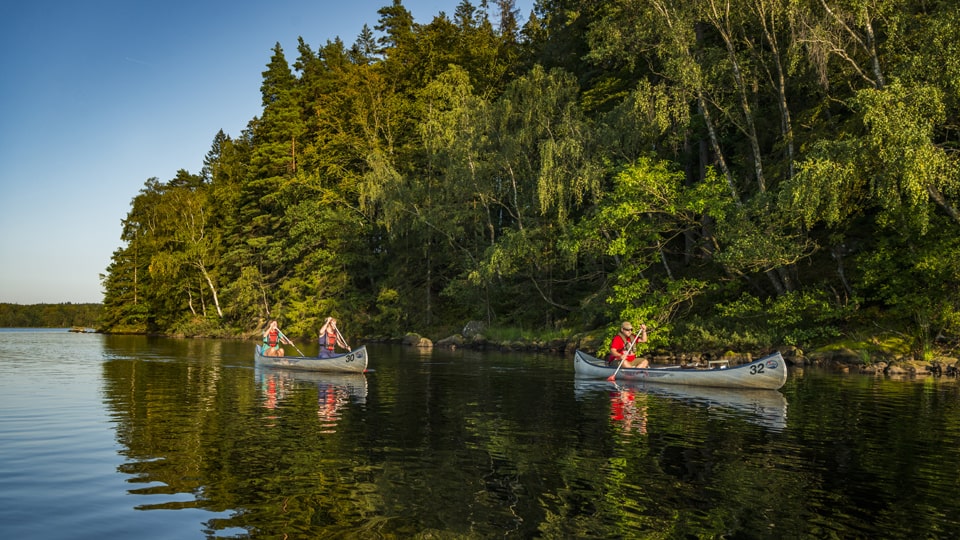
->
xmin=620 ymin=321 xmax=634 ymax=335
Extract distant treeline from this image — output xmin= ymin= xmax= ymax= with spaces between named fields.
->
xmin=0 ymin=303 xmax=102 ymax=328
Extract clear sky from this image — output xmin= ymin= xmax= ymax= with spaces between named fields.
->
xmin=0 ymin=0 xmax=534 ymax=305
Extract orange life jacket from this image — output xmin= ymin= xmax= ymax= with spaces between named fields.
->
xmin=321 ymin=328 xmax=337 ymax=350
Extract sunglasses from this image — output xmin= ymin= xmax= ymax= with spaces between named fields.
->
xmin=622 ymin=327 xmax=633 ymax=332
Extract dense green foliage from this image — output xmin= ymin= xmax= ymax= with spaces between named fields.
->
xmin=0 ymin=303 xmax=102 ymax=328
xmin=100 ymin=0 xmax=960 ymax=357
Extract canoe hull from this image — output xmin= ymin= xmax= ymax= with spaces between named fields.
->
xmin=255 ymin=344 xmax=368 ymax=373
xmin=574 ymin=350 xmax=787 ymax=390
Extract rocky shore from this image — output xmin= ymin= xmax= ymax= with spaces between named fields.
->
xmin=370 ymin=326 xmax=960 ymax=378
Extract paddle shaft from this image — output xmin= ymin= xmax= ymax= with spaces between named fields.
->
xmin=278 ymin=330 xmax=306 ymax=357
xmin=334 ymin=326 xmax=351 ymax=350
xmin=607 ymin=329 xmax=644 ymax=381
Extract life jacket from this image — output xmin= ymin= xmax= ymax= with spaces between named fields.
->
xmin=607 ymin=332 xmax=636 ymax=363
xmin=265 ymin=328 xmax=280 ymax=347
xmin=321 ymin=328 xmax=337 ymax=351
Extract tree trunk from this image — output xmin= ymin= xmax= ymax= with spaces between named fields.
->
xmin=831 ymin=243 xmax=853 ymax=301
xmin=707 ymin=0 xmax=766 ymax=193
xmin=196 ymin=263 xmax=224 ymax=318
xmin=927 ymin=185 xmax=960 ymax=226
xmin=698 ymin=93 xmax=739 ymax=203
xmin=755 ymin=0 xmax=795 ymax=180
xmin=699 ymin=138 xmax=716 ymax=261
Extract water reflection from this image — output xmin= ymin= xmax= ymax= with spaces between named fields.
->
xmin=29 ymin=335 xmax=953 ymax=538
xmin=609 ymin=385 xmax=649 ymax=435
xmin=255 ymin=367 xmax=367 ymax=431
xmin=575 ymin=378 xmax=789 ymax=431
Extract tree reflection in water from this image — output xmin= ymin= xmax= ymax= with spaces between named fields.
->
xmin=91 ymin=339 xmax=960 ymax=538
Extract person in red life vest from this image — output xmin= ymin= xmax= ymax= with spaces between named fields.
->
xmin=262 ymin=320 xmax=292 ymax=357
xmin=608 ymin=321 xmax=648 ymax=368
xmin=318 ymin=317 xmax=351 ymax=358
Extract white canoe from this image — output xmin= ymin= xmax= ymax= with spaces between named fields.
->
xmin=254 ymin=344 xmax=369 ymax=373
xmin=574 ymin=349 xmax=788 ymax=390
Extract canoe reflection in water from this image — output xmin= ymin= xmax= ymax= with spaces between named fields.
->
xmin=256 ymin=367 xmax=368 ymax=431
xmin=575 ymin=379 xmax=788 ymax=432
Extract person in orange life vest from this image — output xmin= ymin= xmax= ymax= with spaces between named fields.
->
xmin=262 ymin=320 xmax=291 ymax=357
xmin=608 ymin=321 xmax=648 ymax=368
xmin=318 ymin=317 xmax=350 ymax=358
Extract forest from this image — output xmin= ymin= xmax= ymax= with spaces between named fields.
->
xmin=99 ymin=0 xmax=960 ymax=359
xmin=0 ymin=303 xmax=102 ymax=329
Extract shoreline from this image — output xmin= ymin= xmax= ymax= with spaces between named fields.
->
xmin=88 ymin=327 xmax=960 ymax=378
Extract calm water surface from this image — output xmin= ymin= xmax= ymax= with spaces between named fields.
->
xmin=1 ymin=329 xmax=959 ymax=538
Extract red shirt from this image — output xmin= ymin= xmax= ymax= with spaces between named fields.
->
xmin=608 ymin=333 xmax=636 ymax=363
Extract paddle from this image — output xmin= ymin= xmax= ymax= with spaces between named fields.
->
xmin=334 ymin=325 xmax=352 ymax=351
xmin=278 ymin=330 xmax=306 ymax=357
xmin=607 ymin=328 xmax=643 ymax=382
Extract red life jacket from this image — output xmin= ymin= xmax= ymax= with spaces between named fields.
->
xmin=266 ymin=328 xmax=280 ymax=347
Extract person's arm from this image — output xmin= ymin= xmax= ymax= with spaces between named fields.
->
xmin=637 ymin=324 xmax=648 ymax=344
xmin=320 ymin=317 xmax=333 ymax=334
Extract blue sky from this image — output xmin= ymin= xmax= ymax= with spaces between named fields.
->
xmin=0 ymin=0 xmax=534 ymax=304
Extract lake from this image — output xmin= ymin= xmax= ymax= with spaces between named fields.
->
xmin=1 ymin=329 xmax=959 ymax=538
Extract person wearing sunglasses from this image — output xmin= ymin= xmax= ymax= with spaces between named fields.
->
xmin=608 ymin=321 xmax=648 ymax=368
